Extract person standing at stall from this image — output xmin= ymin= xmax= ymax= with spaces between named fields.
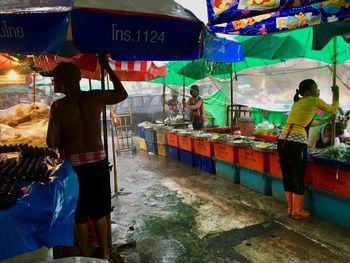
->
xmin=278 ymin=79 xmax=339 ymax=219
xmin=164 ymin=88 xmax=181 ymax=117
xmin=185 ymin=85 xmax=204 ymax=130
xmin=46 ymin=56 xmax=128 ymax=261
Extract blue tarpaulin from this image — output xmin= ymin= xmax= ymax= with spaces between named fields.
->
xmin=0 ymin=161 xmax=78 ymax=261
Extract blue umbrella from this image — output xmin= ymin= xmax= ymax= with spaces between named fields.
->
xmin=0 ymin=0 xmax=204 ymax=60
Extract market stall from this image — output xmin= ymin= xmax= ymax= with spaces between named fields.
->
xmin=137 ymin=119 xmax=350 ymax=229
xmin=0 ymin=147 xmax=78 ymax=261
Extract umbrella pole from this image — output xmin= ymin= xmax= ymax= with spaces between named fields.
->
xmin=88 ymin=78 xmax=92 ymax=91
xmin=107 ymin=75 xmax=118 ymax=195
xmin=332 ymin=37 xmax=337 ymax=146
xmin=230 ymin=64 xmax=234 ymax=134
xmin=183 ymin=76 xmax=186 ymax=128
xmin=100 ymin=56 xmax=112 ymax=249
xmin=162 ymin=77 xmax=166 ymax=123
xmin=33 ymin=73 xmax=36 ymax=103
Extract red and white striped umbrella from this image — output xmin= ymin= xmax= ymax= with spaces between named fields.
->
xmin=34 ymin=54 xmax=167 ymax=81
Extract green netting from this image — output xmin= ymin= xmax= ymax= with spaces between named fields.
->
xmin=203 ymin=87 xmax=230 ymax=127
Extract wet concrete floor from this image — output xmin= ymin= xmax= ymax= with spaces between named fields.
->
xmin=110 ymin=147 xmax=350 ymax=263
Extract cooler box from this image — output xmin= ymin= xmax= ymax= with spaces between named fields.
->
xmin=179 ymin=149 xmax=195 ymax=166
xmin=193 ymin=153 xmax=215 ymax=174
xmin=240 ymin=167 xmax=271 ymax=195
xmin=145 ymin=128 xmax=157 ymax=142
xmin=269 ymin=152 xmax=282 ymax=178
xmin=178 ymin=135 xmax=194 ymax=152
xmin=157 ymin=143 xmax=168 ymax=157
xmin=213 ymin=142 xmax=238 ymax=163
xmin=167 ymin=132 xmax=178 ymax=147
xmin=139 ymin=138 xmax=147 ymax=151
xmin=156 ymin=129 xmax=168 ymax=144
xmin=313 ymin=188 xmax=350 ymax=229
xmin=213 ymin=158 xmax=239 ymax=183
xmin=138 ymin=127 xmax=146 ymax=139
xmin=238 ymin=147 xmax=270 ymax=173
xmin=168 ymin=146 xmax=180 ymax=160
xmin=194 ymin=139 xmax=214 ymax=158
xmin=146 ymin=140 xmax=158 ymax=154
xmin=269 ymin=175 xmax=286 ymax=203
xmin=311 ymin=162 xmax=350 ymax=199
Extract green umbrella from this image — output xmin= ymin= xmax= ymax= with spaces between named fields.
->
xmin=149 ymin=70 xmax=197 ymax=86
xmin=236 ymin=27 xmax=350 ymax=65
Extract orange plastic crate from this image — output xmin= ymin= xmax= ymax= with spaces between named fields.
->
xmin=178 ymin=134 xmax=194 ymax=152
xmin=213 ymin=142 xmax=238 ymax=163
xmin=311 ymin=162 xmax=350 ymax=198
xmin=167 ymin=132 xmax=178 ymax=147
xmin=238 ymin=147 xmax=270 ymax=173
xmin=269 ymin=152 xmax=282 ymax=177
xmin=194 ymin=139 xmax=214 ymax=158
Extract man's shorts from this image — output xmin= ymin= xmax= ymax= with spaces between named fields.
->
xmin=73 ymin=159 xmax=111 ymax=224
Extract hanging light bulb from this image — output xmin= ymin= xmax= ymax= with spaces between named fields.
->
xmin=7 ymin=70 xmax=18 ymax=81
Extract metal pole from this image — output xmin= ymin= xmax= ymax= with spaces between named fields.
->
xmin=33 ymin=73 xmax=36 ymax=103
xmin=183 ymin=75 xmax=186 ymax=128
xmin=332 ymin=37 xmax=337 ymax=146
xmin=100 ymin=57 xmax=109 ymax=161
xmin=162 ymin=77 xmax=166 ymax=122
xmin=107 ymin=75 xmax=118 ymax=194
xmin=100 ymin=57 xmax=112 ymax=250
xmin=230 ymin=64 xmax=234 ymax=134
xmin=88 ymin=79 xmax=92 ymax=91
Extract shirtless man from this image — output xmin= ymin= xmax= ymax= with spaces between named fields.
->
xmin=46 ymin=56 xmax=127 ymax=261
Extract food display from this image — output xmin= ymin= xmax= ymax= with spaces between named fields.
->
xmin=0 ymin=103 xmax=50 ymax=147
xmin=253 ymin=141 xmax=277 ymax=152
xmin=316 ymin=144 xmax=350 ymax=163
xmin=0 ymin=145 xmax=59 ymax=210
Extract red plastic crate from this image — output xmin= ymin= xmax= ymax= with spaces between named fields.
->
xmin=193 ymin=139 xmax=214 ymax=158
xmin=238 ymin=147 xmax=270 ymax=173
xmin=167 ymin=132 xmax=178 ymax=147
xmin=178 ymin=134 xmax=194 ymax=152
xmin=213 ymin=142 xmax=238 ymax=163
xmin=311 ymin=162 xmax=350 ymax=199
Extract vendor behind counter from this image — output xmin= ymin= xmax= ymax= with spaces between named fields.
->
xmin=308 ymin=121 xmax=344 ymax=148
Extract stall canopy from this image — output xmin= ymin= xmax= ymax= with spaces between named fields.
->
xmin=207 ymin=0 xmax=350 ymax=35
xmin=236 ymin=26 xmax=350 ymax=64
xmin=312 ymin=21 xmax=350 ymax=50
xmin=0 ymin=0 xmax=204 ymax=60
xmin=34 ymin=54 xmax=167 ymax=81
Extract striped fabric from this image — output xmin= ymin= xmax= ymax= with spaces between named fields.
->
xmin=112 ymin=61 xmax=152 ymax=72
xmin=279 ymin=131 xmax=308 ymax=144
xmin=63 ymin=150 xmax=106 ymax=166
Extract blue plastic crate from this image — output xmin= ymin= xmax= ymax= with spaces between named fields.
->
xmin=146 ymin=140 xmax=158 ymax=155
xmin=168 ymin=146 xmax=180 ymax=160
xmin=138 ymin=127 xmax=146 ymax=139
xmin=213 ymin=158 xmax=239 ymax=183
xmin=313 ymin=188 xmax=350 ymax=229
xmin=269 ymin=175 xmax=286 ymax=203
xmin=239 ymin=167 xmax=271 ymax=195
xmin=193 ymin=153 xmax=215 ymax=174
xmin=145 ymin=129 xmax=157 ymax=142
xmin=179 ymin=149 xmax=194 ymax=166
